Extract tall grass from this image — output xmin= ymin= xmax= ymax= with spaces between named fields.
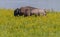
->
xmin=0 ymin=9 xmax=60 ymax=37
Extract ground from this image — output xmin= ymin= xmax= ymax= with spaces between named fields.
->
xmin=0 ymin=9 xmax=60 ymax=37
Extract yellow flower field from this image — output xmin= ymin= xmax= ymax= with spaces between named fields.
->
xmin=0 ymin=9 xmax=60 ymax=37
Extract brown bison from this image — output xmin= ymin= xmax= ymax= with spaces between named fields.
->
xmin=14 ymin=6 xmax=46 ymax=17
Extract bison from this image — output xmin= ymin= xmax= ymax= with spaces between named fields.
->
xmin=14 ymin=6 xmax=47 ymax=17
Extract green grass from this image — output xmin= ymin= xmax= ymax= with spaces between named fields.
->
xmin=0 ymin=9 xmax=60 ymax=37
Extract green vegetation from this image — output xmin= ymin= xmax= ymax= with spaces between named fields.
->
xmin=0 ymin=9 xmax=60 ymax=37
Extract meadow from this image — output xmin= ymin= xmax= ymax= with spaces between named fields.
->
xmin=0 ymin=9 xmax=60 ymax=37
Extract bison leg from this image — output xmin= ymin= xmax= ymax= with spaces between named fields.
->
xmin=24 ymin=12 xmax=28 ymax=17
xmin=27 ymin=13 xmax=30 ymax=16
xmin=35 ymin=13 xmax=38 ymax=17
xmin=38 ymin=13 xmax=40 ymax=16
xmin=43 ymin=12 xmax=46 ymax=16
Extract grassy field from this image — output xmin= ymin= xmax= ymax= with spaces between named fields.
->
xmin=0 ymin=9 xmax=60 ymax=37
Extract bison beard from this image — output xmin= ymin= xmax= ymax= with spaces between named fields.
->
xmin=14 ymin=8 xmax=19 ymax=16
